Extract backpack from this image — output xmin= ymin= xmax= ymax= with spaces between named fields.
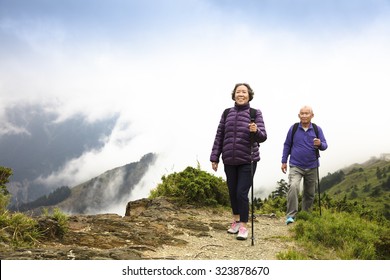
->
xmin=291 ymin=122 xmax=320 ymax=158
xmin=223 ymin=107 xmax=259 ymax=144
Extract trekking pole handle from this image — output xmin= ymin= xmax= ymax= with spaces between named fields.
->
xmin=249 ymin=119 xmax=257 ymax=146
xmin=249 ymin=118 xmax=256 ymax=134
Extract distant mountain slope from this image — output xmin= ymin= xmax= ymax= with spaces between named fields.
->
xmin=322 ymin=157 xmax=390 ymax=218
xmin=28 ymin=153 xmax=157 ymax=215
xmin=1 ymin=103 xmax=118 ymax=204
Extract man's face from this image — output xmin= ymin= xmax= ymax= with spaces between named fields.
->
xmin=298 ymin=107 xmax=314 ymax=125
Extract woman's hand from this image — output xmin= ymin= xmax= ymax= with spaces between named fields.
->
xmin=249 ymin=122 xmax=257 ymax=133
xmin=211 ymin=162 xmax=218 ymax=172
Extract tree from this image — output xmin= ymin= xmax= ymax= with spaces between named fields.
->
xmin=382 ymin=176 xmax=390 ymax=191
xmin=320 ymin=170 xmax=345 ymax=192
xmin=376 ymin=167 xmax=383 ymax=180
xmin=0 ymin=166 xmax=13 ymax=212
xmin=0 ymin=166 xmax=13 ymax=196
xmin=253 ymin=197 xmax=263 ymax=210
xmin=350 ymin=190 xmax=359 ymax=199
xmin=272 ymin=179 xmax=289 ymax=198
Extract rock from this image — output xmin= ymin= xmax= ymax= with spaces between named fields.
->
xmin=0 ymin=197 xmax=293 ymax=260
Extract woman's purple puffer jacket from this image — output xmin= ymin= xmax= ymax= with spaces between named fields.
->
xmin=210 ymin=103 xmax=267 ymax=165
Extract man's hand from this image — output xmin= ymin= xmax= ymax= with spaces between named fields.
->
xmin=314 ymin=138 xmax=321 ymax=148
xmin=281 ymin=163 xmax=287 ymax=174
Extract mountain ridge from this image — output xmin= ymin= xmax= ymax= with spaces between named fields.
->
xmin=321 ymin=156 xmax=390 ymax=219
xmin=16 ymin=153 xmax=157 ymax=215
xmin=1 ymin=103 xmax=119 ymax=205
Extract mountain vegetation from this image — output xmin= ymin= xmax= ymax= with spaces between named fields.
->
xmin=256 ymin=157 xmax=390 ymax=259
xmin=320 ymin=157 xmax=390 ymax=220
xmin=1 ymin=155 xmax=389 ymax=259
xmin=11 ymin=186 xmax=71 ymax=212
xmin=1 ymin=166 xmax=68 ymax=247
xmin=149 ymin=165 xmax=230 ymax=207
xmin=148 ymin=157 xmax=390 ymax=259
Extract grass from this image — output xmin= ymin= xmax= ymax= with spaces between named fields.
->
xmin=0 ymin=197 xmax=69 ymax=248
xmin=277 ymin=209 xmax=389 ymax=260
xmin=276 ymin=249 xmax=309 ymax=260
xmin=0 ymin=210 xmax=41 ymax=247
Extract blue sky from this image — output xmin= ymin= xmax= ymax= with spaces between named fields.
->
xmin=1 ymin=0 xmax=390 ymax=210
xmin=2 ymin=0 xmax=387 ymax=53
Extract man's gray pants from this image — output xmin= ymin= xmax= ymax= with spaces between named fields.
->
xmin=287 ymin=166 xmax=318 ymax=218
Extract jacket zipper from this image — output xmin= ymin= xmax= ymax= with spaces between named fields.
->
xmin=233 ymin=109 xmax=238 ymax=161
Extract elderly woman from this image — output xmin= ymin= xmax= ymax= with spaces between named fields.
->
xmin=210 ymin=83 xmax=267 ymax=240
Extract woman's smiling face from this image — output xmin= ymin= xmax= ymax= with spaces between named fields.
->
xmin=234 ymin=85 xmax=250 ymax=105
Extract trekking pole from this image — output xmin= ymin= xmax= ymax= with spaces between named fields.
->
xmin=315 ymin=146 xmax=322 ymax=216
xmin=317 ymin=166 xmax=322 ymax=216
xmin=250 ymin=118 xmax=255 ymax=246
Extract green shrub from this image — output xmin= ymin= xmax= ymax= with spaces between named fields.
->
xmin=41 ymin=207 xmax=69 ymax=239
xmin=0 ymin=211 xmax=40 ymax=247
xmin=0 ymin=166 xmax=12 ymax=196
xmin=0 ymin=193 xmax=10 ymax=215
xmin=0 ymin=166 xmax=69 ymax=246
xmin=373 ymin=228 xmax=390 ymax=259
xmin=292 ymin=210 xmax=386 ymax=259
xmin=149 ymin=166 xmax=230 ymax=207
xmin=0 ymin=167 xmax=12 ymax=214
xmin=257 ymin=196 xmax=286 ymax=217
xmin=51 ymin=208 xmax=68 ymax=235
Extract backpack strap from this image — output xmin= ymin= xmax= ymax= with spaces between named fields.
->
xmin=249 ymin=108 xmax=257 ymax=121
xmin=291 ymin=122 xmax=299 ymax=140
xmin=289 ymin=123 xmax=299 ymax=156
xmin=312 ymin=123 xmax=319 ymax=138
xmin=223 ymin=108 xmax=230 ymax=122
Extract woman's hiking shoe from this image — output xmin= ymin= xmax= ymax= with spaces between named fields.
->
xmin=236 ymin=226 xmax=248 ymax=240
xmin=286 ymin=217 xmax=294 ymax=225
xmin=227 ymin=221 xmax=240 ymax=234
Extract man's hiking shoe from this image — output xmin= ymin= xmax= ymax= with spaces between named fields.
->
xmin=227 ymin=221 xmax=240 ymax=234
xmin=236 ymin=226 xmax=248 ymax=240
xmin=286 ymin=217 xmax=294 ymax=225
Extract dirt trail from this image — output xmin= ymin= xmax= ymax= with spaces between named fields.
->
xmin=143 ymin=206 xmax=295 ymax=260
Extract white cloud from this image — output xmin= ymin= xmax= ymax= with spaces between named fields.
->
xmin=1 ymin=1 xmax=390 ymax=204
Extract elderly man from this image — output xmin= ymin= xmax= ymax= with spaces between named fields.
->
xmin=281 ymin=106 xmax=328 ymax=225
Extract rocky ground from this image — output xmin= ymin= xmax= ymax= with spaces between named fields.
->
xmin=0 ymin=197 xmax=296 ymax=260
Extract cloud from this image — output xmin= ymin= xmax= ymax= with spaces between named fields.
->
xmin=1 ymin=0 xmax=390 ymax=204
